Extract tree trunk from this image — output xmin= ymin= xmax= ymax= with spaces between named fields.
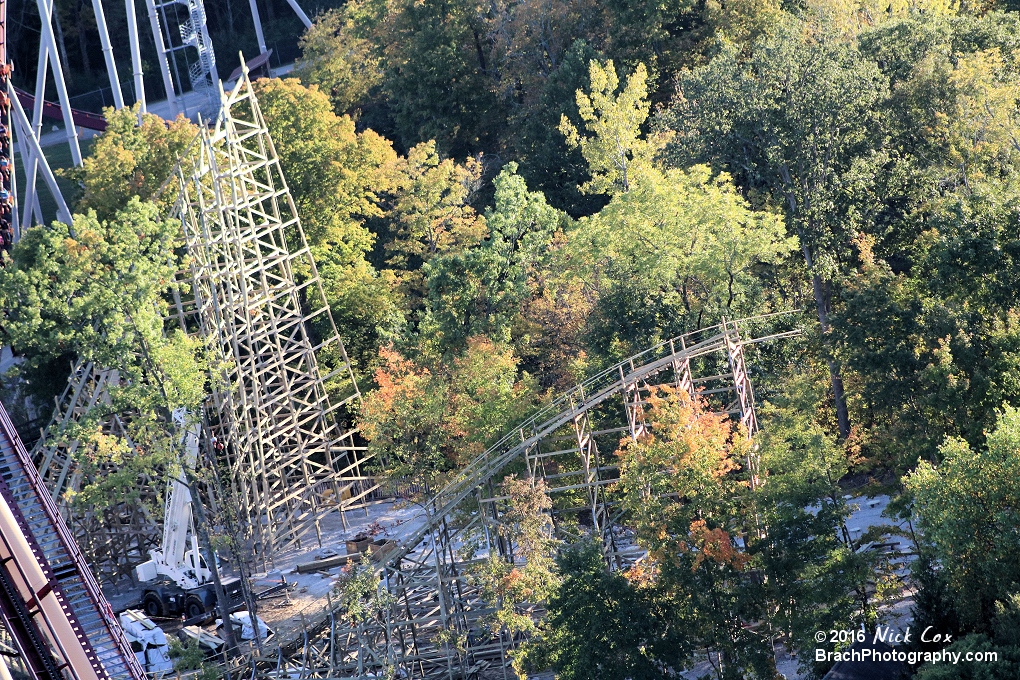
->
xmin=52 ymin=9 xmax=73 ymax=76
xmin=810 ymin=270 xmax=851 ymax=439
xmin=780 ymin=175 xmax=851 ymax=439
xmin=790 ymin=212 xmax=850 ymax=439
xmin=205 ymin=440 xmax=264 ymax=657
xmin=76 ymin=4 xmax=91 ymax=73
xmin=182 ymin=466 xmax=238 ymax=674
xmin=129 ymin=318 xmax=239 ymax=671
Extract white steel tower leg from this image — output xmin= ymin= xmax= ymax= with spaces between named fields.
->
xmin=15 ymin=132 xmax=41 ymax=230
xmin=284 ymin=0 xmax=311 ymax=28
xmin=19 ymin=126 xmax=43 ymax=227
xmin=34 ymin=0 xmax=82 ymax=165
xmin=143 ymin=0 xmax=179 ymax=117
xmin=9 ymin=84 xmax=73 ymax=226
xmin=126 ymin=0 xmax=146 ymax=113
xmin=90 ymin=0 xmax=124 ymax=109
xmin=22 ymin=7 xmax=52 ymax=225
xmin=249 ymin=0 xmax=266 ymax=55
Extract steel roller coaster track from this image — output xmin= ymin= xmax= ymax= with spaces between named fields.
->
xmin=0 ymin=400 xmax=145 ymax=679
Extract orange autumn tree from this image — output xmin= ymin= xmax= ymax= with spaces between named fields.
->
xmin=359 ymin=338 xmax=542 ymax=490
xmin=359 ymin=346 xmax=450 ymax=488
xmin=616 ymin=386 xmax=775 ymax=678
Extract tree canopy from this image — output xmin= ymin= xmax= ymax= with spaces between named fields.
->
xmin=13 ymin=2 xmax=1020 ymax=677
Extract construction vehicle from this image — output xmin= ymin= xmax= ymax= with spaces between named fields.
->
xmin=135 ymin=409 xmax=242 ymax=619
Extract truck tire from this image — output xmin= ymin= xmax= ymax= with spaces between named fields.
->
xmin=142 ymin=593 xmax=165 ymax=618
xmin=185 ymin=596 xmax=205 ymax=619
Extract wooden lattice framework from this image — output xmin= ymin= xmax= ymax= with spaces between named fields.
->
xmin=252 ymin=315 xmax=800 ymax=679
xmin=30 ymin=68 xmax=378 ymax=581
xmin=32 ymin=362 xmax=162 ymax=585
xmin=166 ymin=70 xmax=371 ymax=567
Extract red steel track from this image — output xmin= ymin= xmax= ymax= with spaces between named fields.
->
xmin=0 ymin=400 xmax=145 ymax=679
xmin=0 ymin=0 xmax=12 ymax=257
xmin=13 ymin=88 xmax=108 ymax=132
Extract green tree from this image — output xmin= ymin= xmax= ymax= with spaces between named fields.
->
xmin=519 ymin=539 xmax=689 ymax=680
xmin=69 ymin=105 xmax=198 ymax=220
xmin=755 ymin=370 xmax=876 ymax=675
xmin=358 ymin=338 xmax=540 ymax=487
xmin=558 ymin=60 xmax=793 ymax=357
xmin=509 ymin=39 xmax=609 ymax=217
xmin=559 ymin=59 xmax=655 ymax=195
xmin=254 ymin=77 xmax=399 ymax=256
xmin=827 ymin=12 xmax=1020 ymax=467
xmin=254 ymin=77 xmax=404 ymax=376
xmin=0 ymin=200 xmax=179 ymax=376
xmin=600 ymin=0 xmax=703 ymax=92
xmin=379 ymin=0 xmax=504 ymax=156
xmin=444 ymin=337 xmax=542 ymax=464
xmin=616 ymin=388 xmax=776 ymax=679
xmin=799 ymin=0 xmax=959 ymax=40
xmin=293 ymin=5 xmax=385 ymax=116
xmin=386 ymin=141 xmax=487 ymax=269
xmin=358 ymin=346 xmax=449 ymax=488
xmin=472 ymin=476 xmax=560 ymax=644
xmin=913 ymin=630 xmax=1020 ymax=680
xmin=419 ymin=163 xmax=569 ymax=357
xmin=905 ymin=406 xmax=1020 ymax=630
xmin=487 ymin=0 xmax=607 ymax=104
xmin=663 ymin=20 xmax=890 ymax=438
xmin=572 ymin=164 xmax=794 ymax=356
xmin=0 ymin=199 xmax=240 ymax=652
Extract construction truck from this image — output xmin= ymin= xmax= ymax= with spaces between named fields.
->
xmin=135 ymin=409 xmax=242 ymax=619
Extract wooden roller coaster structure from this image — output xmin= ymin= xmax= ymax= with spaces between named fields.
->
xmin=250 ymin=313 xmax=800 ymax=679
xmin=30 ymin=68 xmax=370 ymax=586
xmin=1 ymin=40 xmax=802 ymax=677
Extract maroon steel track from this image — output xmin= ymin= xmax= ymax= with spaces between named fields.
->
xmin=13 ymin=88 xmax=108 ymax=132
xmin=0 ymin=408 xmax=144 ymax=676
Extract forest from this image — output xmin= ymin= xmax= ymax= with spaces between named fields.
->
xmin=5 ymin=0 xmax=1020 ymax=679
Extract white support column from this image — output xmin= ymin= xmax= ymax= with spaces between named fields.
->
xmin=143 ymin=0 xmax=179 ymax=117
xmin=125 ymin=0 xmax=146 ymax=113
xmin=283 ymin=0 xmax=311 ymax=29
xmin=9 ymin=84 xmax=73 ymax=227
xmin=34 ymin=0 xmax=82 ymax=166
xmin=31 ymin=48 xmax=47 ymax=137
xmin=16 ymin=131 xmax=42 ymax=229
xmin=20 ymin=131 xmax=42 ymax=229
xmin=249 ymin=0 xmax=267 ymax=55
xmin=21 ymin=1 xmax=53 ymax=224
xmin=21 ymin=45 xmax=48 ymax=227
xmin=90 ymin=0 xmax=124 ymax=109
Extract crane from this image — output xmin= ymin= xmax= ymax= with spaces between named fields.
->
xmin=135 ymin=409 xmax=242 ymax=619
